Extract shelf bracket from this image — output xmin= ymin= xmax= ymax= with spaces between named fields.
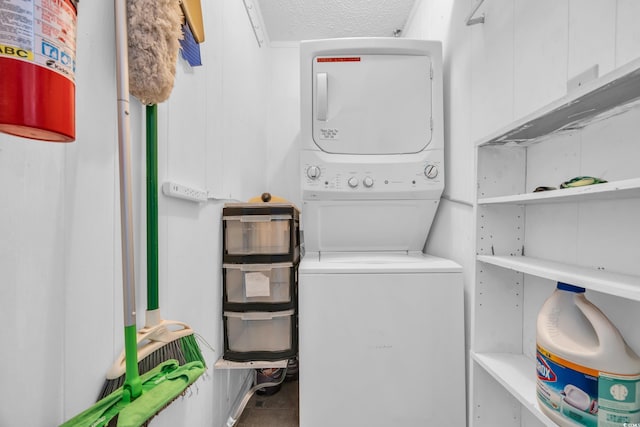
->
xmin=466 ymin=0 xmax=486 ymax=26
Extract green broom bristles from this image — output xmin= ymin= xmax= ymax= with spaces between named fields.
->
xmin=98 ymin=335 xmax=206 ymax=401
xmin=180 ymin=334 xmax=205 ymax=365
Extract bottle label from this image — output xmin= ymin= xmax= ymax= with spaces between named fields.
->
xmin=599 ymin=372 xmax=640 ymax=427
xmin=536 ymin=344 xmax=640 ymax=427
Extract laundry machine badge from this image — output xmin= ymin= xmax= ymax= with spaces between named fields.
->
xmin=319 ymin=128 xmax=339 ymax=140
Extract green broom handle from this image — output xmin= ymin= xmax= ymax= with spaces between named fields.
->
xmin=146 ymin=104 xmax=160 ymax=311
xmin=115 ymin=0 xmax=142 ymax=401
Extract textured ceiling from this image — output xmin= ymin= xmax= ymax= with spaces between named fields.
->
xmin=253 ymin=0 xmax=419 ymax=43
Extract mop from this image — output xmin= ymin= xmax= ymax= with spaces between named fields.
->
xmin=98 ymin=103 xmax=206 ymax=398
xmin=97 ymin=0 xmax=206 ymax=399
xmin=61 ymin=0 xmax=204 ymax=424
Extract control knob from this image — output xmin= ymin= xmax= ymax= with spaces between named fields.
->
xmin=424 ymin=164 xmax=439 ymax=179
xmin=306 ymin=166 xmax=321 ymax=180
xmin=363 ymin=177 xmax=374 ymax=188
xmin=347 ymin=177 xmax=359 ymax=188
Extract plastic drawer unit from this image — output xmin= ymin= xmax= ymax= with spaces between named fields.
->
xmin=222 ymin=203 xmax=300 ymax=264
xmin=223 ymin=309 xmax=298 ymax=362
xmin=223 ymin=262 xmax=297 ymax=312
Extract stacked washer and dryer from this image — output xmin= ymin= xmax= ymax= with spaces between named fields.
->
xmin=298 ymin=38 xmax=466 ymax=426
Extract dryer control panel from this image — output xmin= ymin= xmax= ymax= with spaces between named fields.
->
xmin=301 ymin=149 xmax=443 ymax=201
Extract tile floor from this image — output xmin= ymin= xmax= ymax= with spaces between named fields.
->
xmin=235 ymin=379 xmax=299 ymax=427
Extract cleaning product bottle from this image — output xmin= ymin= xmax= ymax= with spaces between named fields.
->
xmin=536 ymin=282 xmax=640 ymax=427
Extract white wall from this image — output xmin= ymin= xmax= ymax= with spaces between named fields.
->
xmin=266 ymin=46 xmax=302 ymax=207
xmin=0 ymin=118 xmax=67 ymax=427
xmin=0 ymin=0 xmax=269 ymax=426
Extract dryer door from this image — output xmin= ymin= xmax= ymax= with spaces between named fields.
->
xmin=312 ymin=54 xmax=432 ymax=155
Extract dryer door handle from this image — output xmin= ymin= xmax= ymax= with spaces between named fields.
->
xmin=316 ymin=72 xmax=328 ymax=121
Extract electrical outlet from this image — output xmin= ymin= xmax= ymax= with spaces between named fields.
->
xmin=162 ymin=181 xmax=207 ymax=202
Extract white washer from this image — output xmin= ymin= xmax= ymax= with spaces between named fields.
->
xmin=299 ymin=252 xmax=465 ymax=426
xmin=298 ymin=38 xmax=465 ymax=426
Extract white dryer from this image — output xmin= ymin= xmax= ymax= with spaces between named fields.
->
xmin=298 ymin=38 xmax=465 ymax=427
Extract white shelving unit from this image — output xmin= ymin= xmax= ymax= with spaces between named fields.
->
xmin=477 ymin=256 xmax=640 ymax=302
xmin=471 ymin=57 xmax=640 ymax=426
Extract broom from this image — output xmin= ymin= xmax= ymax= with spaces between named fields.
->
xmin=97 ymin=0 xmax=205 ymax=400
xmin=60 ymin=0 xmax=204 ymax=423
xmin=98 ymin=104 xmax=206 ymax=399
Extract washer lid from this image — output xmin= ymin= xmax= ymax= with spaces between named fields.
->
xmin=311 ymin=53 xmax=432 ymax=155
xmin=299 ymin=252 xmax=462 ymax=274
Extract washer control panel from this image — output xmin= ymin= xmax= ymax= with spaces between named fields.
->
xmin=302 ymin=151 xmax=443 ymax=200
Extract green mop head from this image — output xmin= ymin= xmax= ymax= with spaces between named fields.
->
xmin=62 ymin=359 xmax=204 ymax=427
xmin=98 ymin=320 xmax=206 ymax=399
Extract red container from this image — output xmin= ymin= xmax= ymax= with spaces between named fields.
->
xmin=0 ymin=57 xmax=75 ymax=142
xmin=0 ymin=0 xmax=78 ymax=142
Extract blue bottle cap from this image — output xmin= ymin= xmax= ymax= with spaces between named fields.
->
xmin=557 ymin=282 xmax=585 ymax=293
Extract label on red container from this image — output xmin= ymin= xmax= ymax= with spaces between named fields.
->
xmin=0 ymin=0 xmax=77 ymax=82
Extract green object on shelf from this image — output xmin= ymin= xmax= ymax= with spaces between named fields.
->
xmin=533 ymin=186 xmax=557 ymax=192
xmin=560 ymin=176 xmax=607 ymax=188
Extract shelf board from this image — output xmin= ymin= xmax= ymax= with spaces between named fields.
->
xmin=478 ymin=178 xmax=640 ymax=205
xmin=477 ymin=255 xmax=640 ymax=301
xmin=475 ymin=57 xmax=640 ymax=146
xmin=472 ymin=352 xmax=556 ymax=427
xmin=214 ymin=357 xmax=288 ymax=370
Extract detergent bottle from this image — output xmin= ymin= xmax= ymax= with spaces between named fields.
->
xmin=536 ymin=282 xmax=640 ymax=427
